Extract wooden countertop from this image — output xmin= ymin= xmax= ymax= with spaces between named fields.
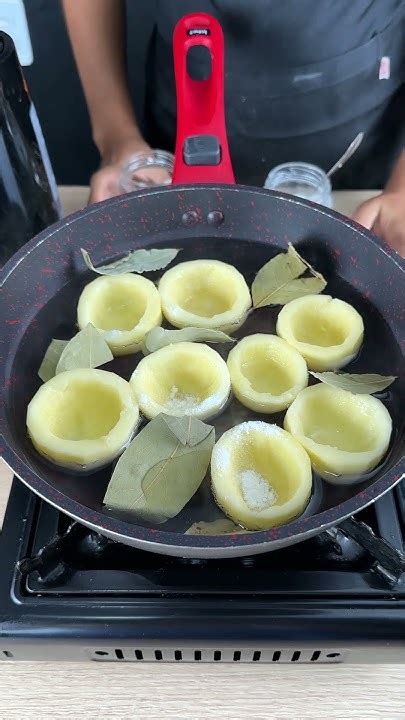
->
xmin=1 ymin=187 xmax=403 ymax=720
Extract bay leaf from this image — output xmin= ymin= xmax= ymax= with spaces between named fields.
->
xmin=310 ymin=371 xmax=397 ymax=395
xmin=287 ymin=243 xmax=324 ymax=278
xmin=81 ymin=247 xmax=180 ymax=276
xmin=38 ymin=339 xmax=69 ymax=382
xmin=56 ymin=323 xmax=113 ymax=374
xmin=266 ymin=275 xmax=327 ymax=304
xmin=143 ymin=326 xmax=236 ymax=354
xmin=252 ymin=243 xmax=326 ymax=307
xmin=103 ymin=414 xmax=215 ymax=523
xmin=163 ymin=414 xmax=213 ymax=447
xmin=185 ymin=519 xmax=245 ymax=535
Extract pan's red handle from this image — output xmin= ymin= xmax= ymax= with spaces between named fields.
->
xmin=172 ymin=13 xmax=235 ymax=185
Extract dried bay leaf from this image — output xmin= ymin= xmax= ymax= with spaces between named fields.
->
xmin=163 ymin=414 xmax=213 ymax=447
xmin=103 ymin=414 xmax=215 ymax=523
xmin=266 ymin=275 xmax=327 ymax=304
xmin=38 ymin=339 xmax=69 ymax=382
xmin=252 ymin=243 xmax=305 ymax=308
xmin=81 ymin=247 xmax=180 ymax=276
xmin=252 ymin=243 xmax=327 ymax=307
xmin=56 ymin=323 xmax=113 ymax=374
xmin=310 ymin=371 xmax=397 ymax=395
xmin=185 ymin=519 xmax=245 ymax=535
xmin=143 ymin=326 xmax=236 ymax=353
xmin=287 ymin=243 xmax=324 ymax=278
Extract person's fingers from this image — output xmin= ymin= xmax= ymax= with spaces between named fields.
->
xmin=373 ymin=201 xmax=405 ymax=257
xmin=140 ymin=167 xmax=172 ymax=185
xmin=120 ymin=165 xmax=172 ymax=191
xmin=381 ymin=228 xmax=405 ymax=256
xmin=89 ymin=184 xmax=118 ymax=204
xmin=351 ymin=190 xmax=405 ymax=256
xmin=88 ymin=151 xmax=172 ymax=205
xmin=351 ymin=195 xmax=382 ymax=230
xmin=89 ymin=167 xmax=121 ymax=204
xmin=89 ymin=183 xmax=107 ymax=204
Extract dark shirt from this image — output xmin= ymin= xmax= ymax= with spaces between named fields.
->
xmin=145 ymin=1 xmax=405 ymax=188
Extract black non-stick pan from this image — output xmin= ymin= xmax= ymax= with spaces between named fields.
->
xmin=0 ymin=13 xmax=404 ymax=558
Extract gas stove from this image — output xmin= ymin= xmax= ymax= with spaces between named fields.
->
xmin=1 ymin=478 xmax=404 ymax=664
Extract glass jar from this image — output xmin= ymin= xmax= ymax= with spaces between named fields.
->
xmin=264 ymin=162 xmax=332 ymax=208
xmin=120 ymin=150 xmax=174 ymax=192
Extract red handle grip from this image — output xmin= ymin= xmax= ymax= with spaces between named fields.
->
xmin=172 ymin=13 xmax=235 ymax=185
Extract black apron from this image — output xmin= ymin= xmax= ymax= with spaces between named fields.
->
xmin=145 ymin=0 xmax=405 ymax=189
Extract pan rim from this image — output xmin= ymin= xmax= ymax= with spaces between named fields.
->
xmin=1 ymin=440 xmax=404 ymax=552
xmin=1 ymin=184 xmax=404 ymax=554
xmin=1 ymin=184 xmax=404 ymax=287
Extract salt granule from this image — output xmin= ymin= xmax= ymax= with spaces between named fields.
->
xmin=213 ymin=445 xmax=230 ymax=472
xmin=103 ymin=329 xmax=121 ymax=341
xmin=165 ymin=385 xmax=199 ymax=412
xmin=239 ymin=469 xmax=278 ymax=512
xmin=231 ymin=421 xmax=282 ymax=443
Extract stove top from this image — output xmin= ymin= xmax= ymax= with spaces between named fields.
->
xmin=1 ymin=479 xmax=404 ymax=664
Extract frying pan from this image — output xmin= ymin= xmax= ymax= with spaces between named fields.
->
xmin=0 ymin=13 xmax=404 ymax=558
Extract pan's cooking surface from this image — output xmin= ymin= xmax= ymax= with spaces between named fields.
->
xmin=1 ymin=186 xmax=404 ymax=553
xmin=7 ymin=239 xmax=403 ymax=532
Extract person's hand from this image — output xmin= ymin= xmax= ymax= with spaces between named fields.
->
xmin=89 ymin=138 xmax=151 ymax=203
xmin=89 ymin=163 xmax=126 ymax=203
xmin=89 ymin=137 xmax=158 ymax=204
xmin=352 ymin=191 xmax=405 ymax=257
xmin=352 ymin=150 xmax=405 ymax=257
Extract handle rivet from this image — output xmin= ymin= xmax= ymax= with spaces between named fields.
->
xmin=207 ymin=210 xmax=224 ymax=226
xmin=181 ymin=210 xmax=199 ymax=226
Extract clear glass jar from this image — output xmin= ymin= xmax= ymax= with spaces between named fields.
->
xmin=120 ymin=150 xmax=174 ymax=192
xmin=264 ymin=162 xmax=332 ymax=208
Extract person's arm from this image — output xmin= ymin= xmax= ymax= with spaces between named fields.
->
xmin=353 ymin=149 xmax=405 ymax=257
xmin=62 ymin=0 xmax=150 ymax=202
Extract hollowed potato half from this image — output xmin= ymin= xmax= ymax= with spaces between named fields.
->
xmin=284 ymin=383 xmax=392 ymax=482
xmin=211 ymin=421 xmax=312 ymax=529
xmin=130 ymin=341 xmax=231 ymax=420
xmin=158 ymin=259 xmax=251 ymax=333
xmin=27 ymin=368 xmax=139 ymax=470
xmin=77 ymin=273 xmax=162 ymax=355
xmin=227 ymin=334 xmax=308 ymax=413
xmin=276 ymin=295 xmax=364 ymax=371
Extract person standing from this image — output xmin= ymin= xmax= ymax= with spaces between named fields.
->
xmin=62 ymin=0 xmax=405 ymax=255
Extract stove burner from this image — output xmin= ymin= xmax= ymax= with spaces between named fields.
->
xmin=1 ymin=480 xmax=404 ymax=664
xmin=11 ymin=479 xmax=405 ymax=595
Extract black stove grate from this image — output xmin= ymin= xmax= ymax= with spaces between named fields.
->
xmin=10 ymin=478 xmax=405 ymax=597
xmin=1 ymin=479 xmax=405 ymax=664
